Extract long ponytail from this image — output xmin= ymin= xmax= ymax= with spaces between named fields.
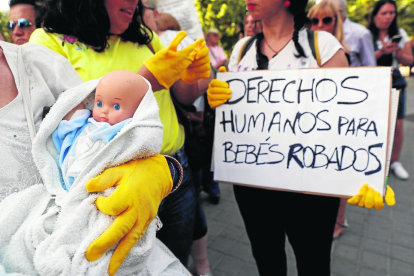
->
xmin=288 ymin=0 xmax=310 ymax=58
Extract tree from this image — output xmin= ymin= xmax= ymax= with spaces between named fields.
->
xmin=195 ymin=0 xmax=246 ymax=54
xmin=195 ymin=0 xmax=413 ymax=54
xmin=0 ymin=11 xmax=10 ymax=42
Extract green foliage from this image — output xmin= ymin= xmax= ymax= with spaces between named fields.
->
xmin=195 ymin=0 xmax=413 ymax=55
xmin=195 ymin=0 xmax=246 ymax=54
xmin=0 ymin=11 xmax=10 ymax=42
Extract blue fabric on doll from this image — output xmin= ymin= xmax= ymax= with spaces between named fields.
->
xmin=52 ymin=109 xmax=131 ymax=191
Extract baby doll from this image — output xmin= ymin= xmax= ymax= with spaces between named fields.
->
xmin=53 ymin=70 xmax=148 ymax=191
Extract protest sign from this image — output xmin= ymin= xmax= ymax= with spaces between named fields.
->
xmin=213 ymin=67 xmax=393 ymax=197
xmin=158 ymin=0 xmax=204 ymax=40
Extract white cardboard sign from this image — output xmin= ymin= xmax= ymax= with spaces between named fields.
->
xmin=213 ymin=67 xmax=392 ymax=197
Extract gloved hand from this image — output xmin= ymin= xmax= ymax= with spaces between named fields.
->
xmin=207 ymin=66 xmax=232 ymax=108
xmin=144 ymin=31 xmax=205 ymax=89
xmin=182 ymin=45 xmax=211 ymax=84
xmin=348 ymin=184 xmax=395 ymax=210
xmin=85 ymin=155 xmax=172 ymax=275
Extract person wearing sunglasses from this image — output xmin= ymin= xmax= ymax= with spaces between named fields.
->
xmin=309 ymin=1 xmax=341 ymax=45
xmin=309 ymin=0 xmax=353 ymax=240
xmin=140 ymin=0 xmax=158 ymax=32
xmin=308 ymin=0 xmax=350 ymax=64
xmin=8 ymin=0 xmax=36 ymax=45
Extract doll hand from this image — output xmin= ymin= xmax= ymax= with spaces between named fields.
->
xmin=348 ymin=184 xmax=395 ymax=210
xmin=85 ymin=155 xmax=172 ymax=275
xmin=182 ymin=45 xmax=211 ymax=84
xmin=144 ymin=31 xmax=204 ymax=89
xmin=206 ymin=66 xmax=232 ymax=108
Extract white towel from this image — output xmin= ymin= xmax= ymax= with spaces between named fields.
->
xmin=0 ymin=78 xmax=190 ymax=276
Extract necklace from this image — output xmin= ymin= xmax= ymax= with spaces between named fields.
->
xmin=263 ymin=37 xmax=290 ymax=55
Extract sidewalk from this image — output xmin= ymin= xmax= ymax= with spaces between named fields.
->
xmin=200 ymin=77 xmax=414 ymax=276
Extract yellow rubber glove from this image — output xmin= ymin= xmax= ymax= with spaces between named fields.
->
xmin=206 ymin=66 xmax=232 ymax=108
xmin=85 ymin=155 xmax=172 ymax=275
xmin=182 ymin=45 xmax=211 ymax=84
xmin=144 ymin=31 xmax=205 ymax=89
xmin=348 ymin=184 xmax=395 ymax=210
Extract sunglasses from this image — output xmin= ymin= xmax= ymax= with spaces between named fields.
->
xmin=7 ymin=18 xmax=33 ymax=30
xmin=310 ymin=16 xmax=334 ymax=25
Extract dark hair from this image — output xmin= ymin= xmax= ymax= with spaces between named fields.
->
xmin=368 ymin=0 xmax=399 ymax=41
xmin=9 ymin=0 xmax=43 ymax=28
xmin=288 ymin=0 xmax=310 ymax=58
xmin=9 ymin=0 xmax=35 ymax=7
xmin=41 ymin=0 xmax=152 ymax=53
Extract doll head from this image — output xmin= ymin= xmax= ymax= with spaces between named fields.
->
xmin=93 ymin=70 xmax=147 ymax=125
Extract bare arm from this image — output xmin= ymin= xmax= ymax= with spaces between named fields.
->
xmin=138 ymin=65 xmax=165 ymax=92
xmin=396 ymin=42 xmax=414 ymax=66
xmin=170 ymin=68 xmax=214 ymax=106
xmin=375 ymin=42 xmax=400 ymax=60
xmin=322 ymin=49 xmax=349 ymax=68
xmin=0 ymin=48 xmax=18 ymax=108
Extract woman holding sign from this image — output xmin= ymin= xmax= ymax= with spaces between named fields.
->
xmin=206 ymin=0 xmax=395 ymax=275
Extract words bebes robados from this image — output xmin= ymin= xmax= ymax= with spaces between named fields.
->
xmin=218 ymin=75 xmax=385 ymax=176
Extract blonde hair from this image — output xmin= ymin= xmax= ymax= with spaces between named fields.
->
xmin=157 ymin=12 xmax=181 ymax=32
xmin=308 ymin=0 xmax=344 ymax=45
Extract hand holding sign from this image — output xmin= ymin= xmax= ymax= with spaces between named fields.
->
xmin=207 ymin=66 xmax=231 ymax=108
xmin=348 ymin=184 xmax=395 ymax=210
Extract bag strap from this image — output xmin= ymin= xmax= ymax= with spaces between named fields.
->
xmin=208 ymin=45 xmax=219 ymax=62
xmin=18 ymin=47 xmax=36 ymax=143
xmin=307 ymin=29 xmax=321 ymax=67
xmin=238 ymin=35 xmax=257 ymax=63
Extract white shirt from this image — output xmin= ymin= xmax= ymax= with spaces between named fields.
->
xmin=0 ymin=41 xmax=82 ymax=201
xmin=228 ymin=29 xmax=342 ymax=72
xmin=343 ymin=18 xmax=376 ymax=67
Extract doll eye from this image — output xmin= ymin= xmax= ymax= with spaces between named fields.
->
xmin=113 ymin=103 xmax=121 ymax=110
xmin=96 ymin=101 xmax=103 ymax=107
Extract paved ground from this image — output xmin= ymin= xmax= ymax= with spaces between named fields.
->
xmin=196 ymin=77 xmax=414 ymax=276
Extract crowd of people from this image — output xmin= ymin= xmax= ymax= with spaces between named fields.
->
xmin=0 ymin=0 xmax=410 ymax=275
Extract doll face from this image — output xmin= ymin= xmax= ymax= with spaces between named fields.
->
xmin=93 ymin=70 xmax=147 ymax=125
